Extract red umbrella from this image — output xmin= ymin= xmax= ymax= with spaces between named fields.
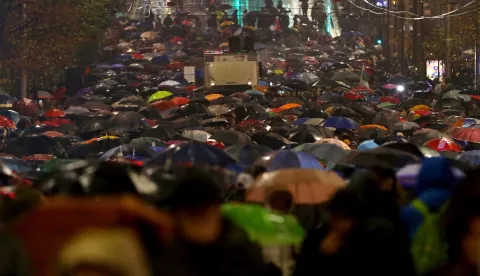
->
xmin=0 ymin=116 xmax=16 ymax=129
xmin=204 ymin=141 xmax=225 ymax=149
xmin=170 ymin=36 xmax=183 ymax=44
xmin=379 ymin=96 xmax=400 ymax=105
xmin=181 ymin=19 xmax=194 ymax=26
xmin=13 ymin=98 xmax=38 ymax=117
xmin=151 ymin=100 xmax=178 ymax=111
xmin=450 ymin=127 xmax=480 ymax=143
xmin=424 ymin=138 xmax=461 ymax=152
xmin=343 ymin=92 xmax=365 ymax=101
xmin=171 ymin=97 xmax=190 ymax=106
xmin=130 ymin=53 xmax=144 ymax=60
xmin=185 ymin=86 xmax=197 ymax=92
xmin=167 ymin=61 xmax=185 ymax=70
xmin=40 ymin=118 xmax=73 ymax=127
xmin=44 ymin=109 xmax=66 ymax=118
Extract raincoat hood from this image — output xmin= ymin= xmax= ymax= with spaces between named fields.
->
xmin=416 ymin=157 xmax=457 ymax=194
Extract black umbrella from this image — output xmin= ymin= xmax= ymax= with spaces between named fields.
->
xmin=251 ymin=132 xmax=291 ymax=150
xmin=217 ymin=3 xmax=233 ymax=10
xmin=341 ymin=148 xmax=420 ymax=168
xmin=282 ymin=79 xmax=310 ymax=91
xmin=372 ymin=111 xmax=400 ymax=128
xmin=141 ymin=127 xmax=178 ymax=140
xmin=211 ymin=130 xmax=252 ymax=146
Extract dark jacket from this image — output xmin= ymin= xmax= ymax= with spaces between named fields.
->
xmin=157 ymin=219 xmax=273 ymax=276
xmin=293 ymin=219 xmax=416 ymax=276
xmin=0 ymin=232 xmax=30 ymax=276
xmin=294 ymin=172 xmax=415 ymax=276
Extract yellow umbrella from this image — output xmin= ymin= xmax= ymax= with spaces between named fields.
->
xmin=205 ymin=94 xmax=224 ymax=101
xmin=245 ymin=25 xmax=257 ymax=31
xmin=215 ymin=11 xmax=225 ymax=19
xmin=274 ymin=69 xmax=284 ymax=75
xmin=140 ymin=31 xmax=158 ymax=39
xmin=325 ymin=106 xmax=335 ymax=114
xmin=220 ymin=21 xmax=234 ymax=27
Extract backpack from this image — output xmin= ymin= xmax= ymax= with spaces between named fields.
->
xmin=410 ymin=199 xmax=449 ymax=275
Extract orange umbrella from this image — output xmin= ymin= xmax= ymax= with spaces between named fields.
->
xmin=171 ymin=97 xmax=190 ymax=106
xmin=279 ymin=103 xmax=301 ymax=110
xmin=247 ymin=169 xmax=346 ymax=204
xmin=40 ymin=131 xmax=64 ymax=138
xmin=151 ymin=100 xmax=178 ymax=111
xmin=255 ymin=86 xmax=269 ymax=92
xmin=205 ymin=94 xmax=224 ymax=101
xmin=360 ymin=124 xmax=388 ymax=130
xmin=22 ymin=154 xmax=55 ymax=161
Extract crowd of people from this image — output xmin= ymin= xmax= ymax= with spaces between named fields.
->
xmin=0 ymin=1 xmax=479 ymax=276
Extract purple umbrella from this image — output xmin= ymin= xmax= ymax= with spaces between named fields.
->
xmin=111 ymin=63 xmax=125 ymax=69
xmin=77 ymin=87 xmax=92 ymax=95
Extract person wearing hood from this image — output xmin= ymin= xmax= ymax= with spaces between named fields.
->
xmin=401 ymin=157 xmax=458 ymax=239
xmin=156 ymin=167 xmax=273 ymax=276
xmin=294 ymin=171 xmax=415 ymax=276
xmin=262 ymin=187 xmax=296 ymax=276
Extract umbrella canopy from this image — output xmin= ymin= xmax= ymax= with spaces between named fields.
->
xmin=147 ymin=142 xmax=237 ymax=167
xmin=246 ymin=169 xmax=346 ymax=204
xmin=342 ymin=148 xmax=420 ymax=168
xmin=257 ymin=150 xmax=324 ymax=171
xmin=224 ymin=144 xmax=272 ymax=165
xmin=322 ymin=116 xmax=359 ymax=130
xmin=221 ymin=203 xmax=305 ymax=245
xmin=148 ymin=91 xmax=173 ymax=102
xmin=293 ymin=143 xmax=349 ymax=163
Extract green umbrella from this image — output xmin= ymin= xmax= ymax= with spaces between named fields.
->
xmin=40 ymin=159 xmax=80 ymax=174
xmin=148 ymin=91 xmax=173 ymax=102
xmin=221 ymin=203 xmax=305 ymax=245
xmin=378 ymin=102 xmax=397 ymax=109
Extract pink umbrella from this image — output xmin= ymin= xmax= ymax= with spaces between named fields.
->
xmin=382 ymin=84 xmax=397 ymax=90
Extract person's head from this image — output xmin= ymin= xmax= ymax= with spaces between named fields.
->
xmin=266 ymin=189 xmax=294 ymax=214
xmin=445 ymin=200 xmax=480 ymax=264
xmin=167 ymin=168 xmax=223 ymax=244
xmin=56 ymin=228 xmax=151 ymax=276
xmin=328 ymin=188 xmax=363 ymax=234
xmin=0 ymin=185 xmax=43 ymax=226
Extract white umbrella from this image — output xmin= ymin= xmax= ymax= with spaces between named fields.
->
xmin=181 ymin=130 xmax=211 ymax=142
xmin=159 ymin=80 xmax=180 ymax=86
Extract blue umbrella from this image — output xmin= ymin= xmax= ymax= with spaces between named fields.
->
xmin=151 ymin=55 xmax=170 ymax=65
xmin=0 ymin=93 xmax=13 ymax=109
xmin=147 ymin=142 xmax=238 ymax=167
xmin=115 ymin=54 xmax=132 ymax=61
xmin=293 ymin=117 xmax=310 ymax=126
xmin=151 ymin=146 xmax=166 ymax=153
xmin=263 ymin=150 xmax=324 ymax=171
xmin=358 ymin=139 xmax=379 ymax=150
xmin=0 ymin=156 xmax=32 ymax=173
xmin=458 ymin=150 xmax=480 ymax=166
xmin=0 ymin=110 xmax=20 ymax=124
xmin=245 ymin=90 xmax=263 ymax=96
xmin=259 ymin=80 xmax=269 ymax=86
xmin=322 ymin=116 xmax=360 ymax=130
xmin=99 ymin=145 xmax=129 ymax=161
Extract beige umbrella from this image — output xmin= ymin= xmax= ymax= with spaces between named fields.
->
xmin=140 ymin=31 xmax=158 ymax=39
xmin=246 ymin=169 xmax=346 ymax=204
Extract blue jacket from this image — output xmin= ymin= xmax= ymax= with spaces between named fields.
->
xmin=400 ymin=158 xmax=457 ymax=239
